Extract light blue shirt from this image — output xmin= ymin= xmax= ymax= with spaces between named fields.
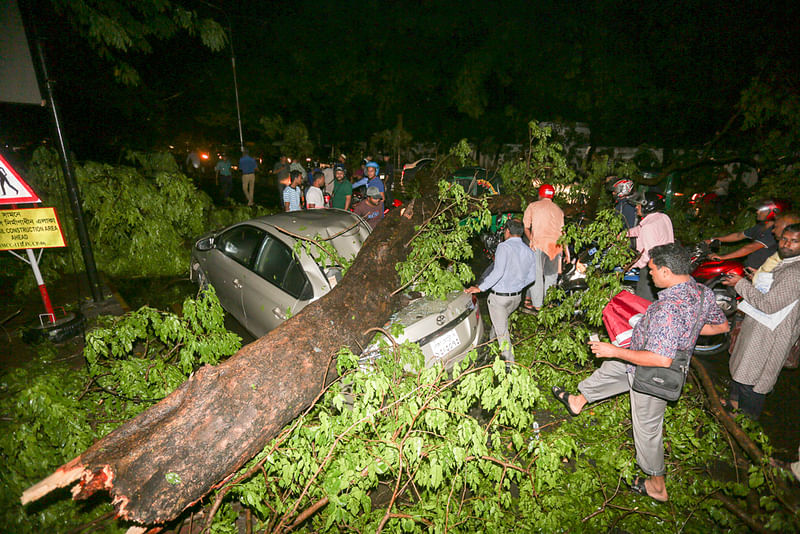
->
xmin=478 ymin=236 xmax=537 ymax=293
xmin=283 ymin=186 xmax=302 ymax=211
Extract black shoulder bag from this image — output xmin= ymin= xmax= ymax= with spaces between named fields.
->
xmin=631 ymin=289 xmax=706 ymax=402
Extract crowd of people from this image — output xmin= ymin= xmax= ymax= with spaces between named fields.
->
xmin=467 ymin=181 xmax=800 ymax=502
xmin=273 ymin=154 xmax=391 ymax=229
xmin=202 ymin=150 xmax=395 ymax=227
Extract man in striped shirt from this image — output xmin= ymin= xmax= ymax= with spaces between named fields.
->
xmin=283 ymin=170 xmax=303 ymax=212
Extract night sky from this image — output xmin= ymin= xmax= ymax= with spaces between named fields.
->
xmin=2 ymin=0 xmax=798 ymax=160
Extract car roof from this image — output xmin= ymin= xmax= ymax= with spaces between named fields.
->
xmin=250 ymin=209 xmax=371 ymax=259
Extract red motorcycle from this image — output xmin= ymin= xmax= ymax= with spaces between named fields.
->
xmin=690 ymin=240 xmax=745 ymax=356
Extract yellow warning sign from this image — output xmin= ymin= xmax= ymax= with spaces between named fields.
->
xmin=0 ymin=207 xmax=66 ymax=250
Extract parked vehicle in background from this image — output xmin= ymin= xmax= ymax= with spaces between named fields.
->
xmin=449 ymin=166 xmax=501 ymax=196
xmin=190 ymin=210 xmax=483 ymax=364
xmin=398 ymin=158 xmax=434 ymax=194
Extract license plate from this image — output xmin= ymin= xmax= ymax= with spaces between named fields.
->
xmin=430 ymin=329 xmax=461 ymax=358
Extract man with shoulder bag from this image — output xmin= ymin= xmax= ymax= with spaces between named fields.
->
xmin=552 ymin=243 xmax=728 ymax=503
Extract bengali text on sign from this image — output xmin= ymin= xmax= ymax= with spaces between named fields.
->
xmin=0 ymin=207 xmax=66 ymax=250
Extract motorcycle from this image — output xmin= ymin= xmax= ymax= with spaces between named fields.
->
xmin=559 ymin=239 xmax=743 ymax=356
xmin=688 ymin=240 xmax=745 ymax=356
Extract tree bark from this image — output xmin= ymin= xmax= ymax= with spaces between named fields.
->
xmin=23 ymin=201 xmax=426 ymax=525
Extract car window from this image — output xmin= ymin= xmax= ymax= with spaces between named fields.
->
xmin=216 ymin=225 xmax=264 ymax=267
xmin=253 ymin=236 xmax=312 ymax=300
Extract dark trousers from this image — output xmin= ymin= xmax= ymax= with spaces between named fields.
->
xmin=636 ymin=263 xmax=657 ymax=301
xmin=219 ymin=174 xmax=232 ymax=201
xmin=729 ymin=380 xmax=766 ymax=419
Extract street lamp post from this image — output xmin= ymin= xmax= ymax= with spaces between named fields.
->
xmin=202 ymin=1 xmax=244 ymax=153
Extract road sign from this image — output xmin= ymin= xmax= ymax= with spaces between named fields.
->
xmin=0 ymin=152 xmax=41 ymax=204
xmin=0 ymin=206 xmax=65 ymax=250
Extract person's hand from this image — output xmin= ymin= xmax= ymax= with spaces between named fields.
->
xmin=709 ymin=253 xmax=723 ymax=261
xmin=743 ymin=266 xmax=756 ymax=280
xmin=588 ymin=340 xmax=617 ymax=359
xmin=721 ymin=273 xmax=743 ymax=286
xmin=703 ymin=238 xmax=715 ymax=244
xmin=464 ymin=286 xmax=481 ymax=294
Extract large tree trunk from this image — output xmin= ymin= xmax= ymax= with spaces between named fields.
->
xmin=22 ymin=201 xmax=427 ymax=525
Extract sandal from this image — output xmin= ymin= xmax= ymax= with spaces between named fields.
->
xmin=630 ymin=476 xmax=668 ymax=503
xmin=551 ymin=386 xmax=580 ymax=417
xmin=719 ymin=398 xmax=739 ymax=415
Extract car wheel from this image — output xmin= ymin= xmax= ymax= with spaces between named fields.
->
xmin=693 ymin=331 xmax=730 ymax=356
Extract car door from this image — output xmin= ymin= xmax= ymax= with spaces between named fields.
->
xmin=243 ymin=233 xmax=314 ymax=336
xmin=204 ymin=225 xmax=266 ymax=327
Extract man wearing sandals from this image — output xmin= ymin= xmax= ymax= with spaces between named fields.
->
xmin=552 ymin=244 xmax=728 ymax=502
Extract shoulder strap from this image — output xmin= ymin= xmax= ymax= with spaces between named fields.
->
xmin=689 ymin=283 xmax=707 ymax=343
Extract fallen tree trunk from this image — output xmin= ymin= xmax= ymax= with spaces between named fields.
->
xmin=22 ymin=201 xmax=426 ymax=525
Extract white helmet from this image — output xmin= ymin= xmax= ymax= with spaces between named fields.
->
xmin=612 ymin=178 xmax=634 ymax=198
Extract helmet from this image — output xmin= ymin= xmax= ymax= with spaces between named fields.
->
xmin=538 ymin=184 xmax=555 ymax=199
xmin=612 ymin=179 xmax=634 ymax=198
xmin=630 ymin=191 xmax=664 ymax=214
xmin=334 ymin=163 xmax=346 ymax=174
xmin=366 ymin=161 xmax=380 ymax=173
xmin=755 ymin=199 xmax=788 ymax=221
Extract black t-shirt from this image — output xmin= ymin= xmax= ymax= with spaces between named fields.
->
xmin=742 ymin=223 xmax=777 ymax=269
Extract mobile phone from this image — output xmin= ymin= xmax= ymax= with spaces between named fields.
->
xmin=589 ymin=333 xmax=600 ymax=342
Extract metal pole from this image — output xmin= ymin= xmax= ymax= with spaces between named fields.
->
xmin=200 ymin=1 xmax=245 ymax=153
xmin=24 ymin=11 xmax=104 ymax=302
xmin=230 ymin=37 xmax=245 ymax=154
xmin=26 ymin=247 xmax=56 ymax=323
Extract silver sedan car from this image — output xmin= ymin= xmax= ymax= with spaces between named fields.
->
xmin=191 ymin=210 xmax=484 ymax=369
xmin=191 ymin=209 xmax=370 ymax=337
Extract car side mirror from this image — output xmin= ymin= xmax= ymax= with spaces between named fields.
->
xmin=195 ymin=237 xmax=215 ymax=251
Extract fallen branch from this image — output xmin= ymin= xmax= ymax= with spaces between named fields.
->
xmin=712 ymin=492 xmax=772 ymax=534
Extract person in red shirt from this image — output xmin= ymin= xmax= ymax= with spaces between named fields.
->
xmin=522 ymin=184 xmax=564 ymax=311
xmin=352 ymin=186 xmax=384 ymax=229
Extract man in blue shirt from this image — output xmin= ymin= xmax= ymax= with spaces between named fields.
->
xmin=465 ymin=219 xmax=537 ymax=365
xmin=365 ymin=161 xmax=385 ymax=202
xmin=239 ymin=150 xmax=258 ymax=206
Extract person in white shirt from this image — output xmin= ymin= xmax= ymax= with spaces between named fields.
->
xmin=306 ymin=172 xmax=326 ymax=209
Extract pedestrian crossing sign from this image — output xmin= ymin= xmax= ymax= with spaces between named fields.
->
xmin=0 ymin=152 xmax=41 ymax=205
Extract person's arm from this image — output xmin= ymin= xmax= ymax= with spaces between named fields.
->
xmin=476 ymin=243 xmax=508 ymax=292
xmin=344 ymin=195 xmax=352 ymax=211
xmin=710 ymin=241 xmax=765 ymax=261
xmin=523 ymin=207 xmax=534 ymax=244
xmin=588 ymin=341 xmax=672 ymax=367
xmin=733 ymin=270 xmax=800 ymax=314
xmin=700 ymin=322 xmax=730 ymax=336
xmin=283 ymin=189 xmax=292 ymax=212
xmin=706 ymin=231 xmax=746 ymax=244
